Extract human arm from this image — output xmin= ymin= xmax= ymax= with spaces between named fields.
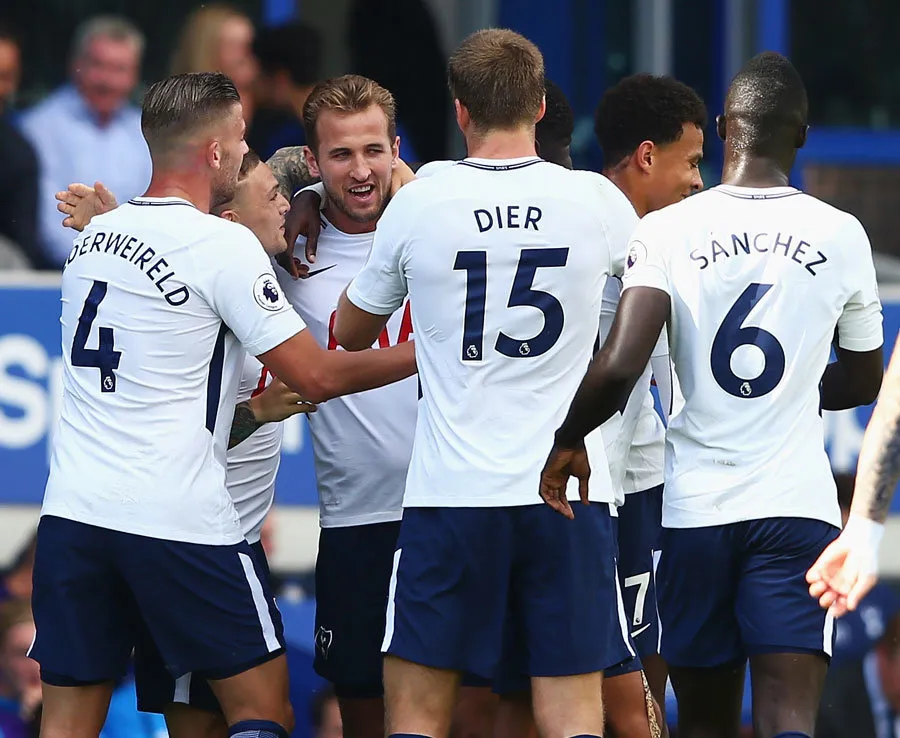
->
xmin=332 ymin=185 xmax=413 ymax=350
xmin=228 ymin=378 xmax=317 ymax=449
xmin=267 ymin=146 xmax=320 ymax=277
xmin=807 ymin=336 xmax=900 ymax=616
xmin=820 ymin=217 xmax=885 ymax=410
xmin=55 ymin=181 xmax=118 ymax=231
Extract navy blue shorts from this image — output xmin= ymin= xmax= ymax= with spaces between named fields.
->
xmin=656 ymin=517 xmax=840 ymax=668
xmin=314 ymin=521 xmax=401 ymax=698
xmin=383 ymin=504 xmax=633 ymax=679
xmin=30 ymin=516 xmax=285 ymax=686
xmin=614 ymin=486 xmax=662 ymax=661
xmin=133 ymin=541 xmax=282 ymax=714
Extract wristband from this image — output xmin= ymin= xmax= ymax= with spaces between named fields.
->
xmin=842 ymin=513 xmax=885 ymax=560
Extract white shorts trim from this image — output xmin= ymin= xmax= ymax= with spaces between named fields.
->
xmin=238 ymin=552 xmax=280 ymax=653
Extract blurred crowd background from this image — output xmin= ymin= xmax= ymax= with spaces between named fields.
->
xmin=2 ymin=0 xmax=900 ymax=736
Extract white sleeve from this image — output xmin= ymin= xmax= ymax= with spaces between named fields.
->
xmin=650 ymin=332 xmax=674 ymax=422
xmin=598 ymin=275 xmax=621 ymax=348
xmin=837 ymin=217 xmax=884 ymax=352
xmin=345 ymin=188 xmax=412 ymax=316
xmin=571 ymin=171 xmax=638 ymax=277
xmin=205 ymin=225 xmax=306 ymax=356
xmin=621 ymin=214 xmax=670 ymax=295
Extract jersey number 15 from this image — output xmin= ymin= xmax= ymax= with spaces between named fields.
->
xmin=71 ymin=280 xmax=122 ymax=393
xmin=454 ymin=247 xmax=569 ymax=361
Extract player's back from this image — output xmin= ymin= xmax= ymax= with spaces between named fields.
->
xmin=44 ymin=197 xmax=272 ymax=545
xmin=636 ymin=185 xmax=882 ymax=528
xmin=388 ymin=158 xmax=636 ymax=507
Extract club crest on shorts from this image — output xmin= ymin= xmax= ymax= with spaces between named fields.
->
xmin=315 ymin=626 xmax=333 ymax=658
xmin=253 ymin=274 xmax=284 ymax=311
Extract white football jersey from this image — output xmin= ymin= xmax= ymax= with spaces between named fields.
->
xmin=276 ymin=218 xmax=416 ymax=528
xmin=347 ymin=157 xmax=638 ymax=507
xmin=227 ymin=354 xmax=284 ymax=544
xmin=623 ymin=185 xmax=884 ymax=528
xmin=42 ymin=197 xmax=305 ymax=545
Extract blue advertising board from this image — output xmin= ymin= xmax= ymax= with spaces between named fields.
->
xmin=0 ymin=276 xmax=898 ymax=510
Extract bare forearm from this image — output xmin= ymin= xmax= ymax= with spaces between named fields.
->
xmin=229 ymin=401 xmax=263 ymax=449
xmin=555 ymin=354 xmax=639 ymax=448
xmin=853 ymin=345 xmax=900 ymax=522
xmin=321 ymin=342 xmax=417 ymax=399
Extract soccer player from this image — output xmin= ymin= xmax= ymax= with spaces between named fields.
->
xmin=30 ymin=72 xmax=416 ymax=738
xmin=333 ymin=29 xmax=637 ymax=738
xmin=808 ymin=335 xmax=900 ymax=617
xmin=593 ymin=73 xmax=706 ymax=735
xmin=276 ymin=75 xmax=418 ymax=738
xmin=57 ymin=150 xmax=320 ymax=738
xmin=540 ymin=52 xmax=884 ymax=738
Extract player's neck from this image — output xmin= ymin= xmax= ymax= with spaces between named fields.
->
xmin=603 ymin=167 xmax=649 ymax=218
xmin=721 ymin=154 xmax=793 ymax=189
xmin=142 ymin=172 xmax=212 ymax=213
xmin=322 ymin=201 xmax=377 ymax=235
xmin=465 ymin=128 xmax=537 ymax=161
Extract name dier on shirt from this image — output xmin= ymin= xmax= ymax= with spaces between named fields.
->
xmin=66 ymin=230 xmax=190 ymax=306
xmin=690 ymin=231 xmax=827 ymax=275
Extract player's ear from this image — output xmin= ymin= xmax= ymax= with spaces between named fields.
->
xmin=207 ymin=140 xmax=222 ymax=170
xmin=635 ymin=140 xmax=654 ymax=174
xmin=716 ymin=115 xmax=727 ymax=142
xmin=391 ymin=136 xmax=400 ymax=165
xmin=796 ymin=124 xmax=809 ymax=150
xmin=535 ymin=96 xmax=547 ymax=125
xmin=218 ymin=208 xmax=239 ymax=223
xmin=304 ymin=145 xmax=322 ymax=179
xmin=454 ymin=99 xmax=469 ymax=134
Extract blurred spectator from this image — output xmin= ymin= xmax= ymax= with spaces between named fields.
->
xmin=246 ymin=22 xmax=322 ymax=159
xmin=170 ymin=4 xmax=258 ymax=125
xmin=0 ymin=22 xmax=40 ymax=269
xmin=0 ymin=21 xmax=20 ymax=116
xmin=0 ymin=601 xmax=41 ymax=737
xmin=0 ymin=533 xmax=35 ymax=607
xmin=19 ymin=16 xmax=150 ymax=268
xmin=309 ymin=685 xmax=342 ymax=738
xmin=817 ymin=609 xmax=900 ymax=738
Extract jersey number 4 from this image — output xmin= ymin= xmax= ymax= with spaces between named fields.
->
xmin=711 ymin=282 xmax=786 ymax=399
xmin=454 ymin=247 xmax=569 ymax=361
xmin=71 ymin=280 xmax=122 ymax=393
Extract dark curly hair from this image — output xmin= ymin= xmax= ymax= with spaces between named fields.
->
xmin=594 ymin=74 xmax=707 ymax=167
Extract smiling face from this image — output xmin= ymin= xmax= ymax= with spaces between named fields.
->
xmin=305 ymin=104 xmax=398 ymax=234
xmin=223 ymin=161 xmax=291 ymax=255
xmin=644 ymin=122 xmax=705 ymax=211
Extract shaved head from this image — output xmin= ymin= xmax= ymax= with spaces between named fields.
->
xmin=723 ymin=52 xmax=808 ymax=157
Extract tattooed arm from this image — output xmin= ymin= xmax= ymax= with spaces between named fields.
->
xmin=806 ymin=336 xmax=900 ymax=616
xmin=852 ymin=336 xmax=900 ymax=522
xmin=228 ymin=377 xmax=317 ymax=449
xmin=266 ymin=146 xmax=318 ymax=200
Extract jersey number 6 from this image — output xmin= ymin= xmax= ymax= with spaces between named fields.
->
xmin=711 ymin=282 xmax=786 ymax=399
xmin=72 ymin=280 xmax=122 ymax=393
xmin=454 ymin=247 xmax=569 ymax=361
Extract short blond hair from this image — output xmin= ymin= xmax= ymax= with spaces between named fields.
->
xmin=448 ymin=29 xmax=545 ymax=133
xmin=302 ymin=74 xmax=396 ymax=153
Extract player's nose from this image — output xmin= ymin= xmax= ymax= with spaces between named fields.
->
xmin=692 ymin=170 xmax=704 ymax=192
xmin=276 ymin=193 xmax=290 ymax=215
